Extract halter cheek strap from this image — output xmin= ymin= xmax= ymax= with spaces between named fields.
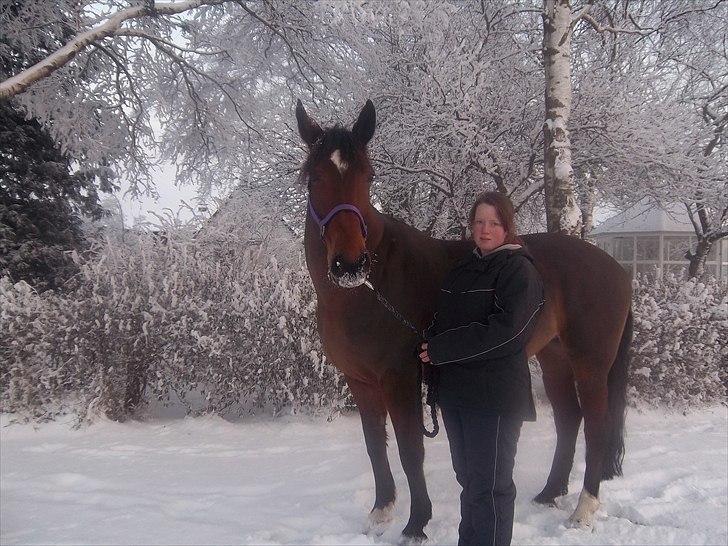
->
xmin=308 ymin=199 xmax=368 ymax=240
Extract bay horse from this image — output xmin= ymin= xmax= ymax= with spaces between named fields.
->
xmin=297 ymin=99 xmax=632 ymax=541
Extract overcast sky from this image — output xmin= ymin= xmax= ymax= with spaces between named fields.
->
xmin=117 ymin=162 xmax=220 ymax=227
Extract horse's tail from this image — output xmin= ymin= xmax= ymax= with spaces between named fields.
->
xmin=602 ymin=308 xmax=633 ymax=480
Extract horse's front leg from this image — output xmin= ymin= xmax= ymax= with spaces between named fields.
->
xmin=345 ymin=375 xmax=397 ymax=535
xmin=382 ymin=367 xmax=432 ymax=542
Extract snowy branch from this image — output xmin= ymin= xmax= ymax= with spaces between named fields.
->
xmin=576 ymin=12 xmax=656 ymax=36
xmin=0 ymin=0 xmax=228 ymax=100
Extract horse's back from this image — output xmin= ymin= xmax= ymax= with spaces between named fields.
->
xmin=522 ymin=233 xmax=632 ymax=368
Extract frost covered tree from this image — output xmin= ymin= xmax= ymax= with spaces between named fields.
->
xmin=651 ymin=1 xmax=728 ymax=277
xmin=2 ymin=0 xmax=725 ymax=257
xmin=322 ymin=1 xmax=548 ymax=237
xmin=564 ymin=0 xmax=727 ymax=274
xmin=0 ymin=100 xmax=115 ymax=290
xmin=0 ymin=0 xmax=329 ymax=195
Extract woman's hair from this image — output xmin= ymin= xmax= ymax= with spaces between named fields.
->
xmin=468 ymin=191 xmax=521 ymax=245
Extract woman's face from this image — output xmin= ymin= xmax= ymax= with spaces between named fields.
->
xmin=472 ymin=203 xmax=507 ymax=253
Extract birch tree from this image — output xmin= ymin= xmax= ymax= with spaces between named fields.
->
xmin=542 ymin=0 xmax=582 ymax=235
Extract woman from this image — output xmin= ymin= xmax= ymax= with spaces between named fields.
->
xmin=419 ymin=192 xmax=544 ymax=546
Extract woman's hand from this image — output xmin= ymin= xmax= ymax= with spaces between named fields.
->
xmin=418 ymin=342 xmax=431 ymax=364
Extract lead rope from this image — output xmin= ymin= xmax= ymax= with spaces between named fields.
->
xmin=363 ymin=280 xmax=439 ymax=438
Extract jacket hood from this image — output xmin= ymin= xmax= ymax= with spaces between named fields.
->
xmin=465 ymin=243 xmax=536 ymax=272
xmin=473 ymin=243 xmax=523 ymax=258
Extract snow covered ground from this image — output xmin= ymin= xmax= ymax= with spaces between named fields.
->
xmin=1 ymin=406 xmax=726 ymax=545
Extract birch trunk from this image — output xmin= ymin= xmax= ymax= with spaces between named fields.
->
xmin=579 ymin=176 xmax=597 ymax=240
xmin=542 ymin=0 xmax=582 ymax=236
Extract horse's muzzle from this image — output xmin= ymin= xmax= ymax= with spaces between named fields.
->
xmin=329 ymin=252 xmax=370 ymax=288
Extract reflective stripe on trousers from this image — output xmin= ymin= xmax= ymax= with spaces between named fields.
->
xmin=441 ymin=405 xmax=522 ymax=546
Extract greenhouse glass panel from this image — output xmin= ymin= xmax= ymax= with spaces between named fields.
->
xmin=707 ymin=242 xmax=718 ymax=261
xmin=664 ymin=264 xmax=687 ymax=279
xmin=614 ymin=237 xmax=634 ymax=261
xmin=636 ymin=263 xmax=659 ymax=280
xmin=636 ymin=236 xmax=659 ymax=261
xmin=663 ymin=236 xmax=691 ymax=261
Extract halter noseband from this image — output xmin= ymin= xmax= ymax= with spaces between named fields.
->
xmin=308 ymin=199 xmax=368 ymax=240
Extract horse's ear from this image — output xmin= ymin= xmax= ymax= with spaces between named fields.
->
xmin=352 ymin=99 xmax=376 ymax=146
xmin=296 ymin=99 xmax=323 ymax=147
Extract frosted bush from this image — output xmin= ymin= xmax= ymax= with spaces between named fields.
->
xmin=4 ymin=225 xmax=725 ymax=422
xmin=1 ymin=225 xmax=350 ymax=421
xmin=629 ymin=274 xmax=727 ymax=407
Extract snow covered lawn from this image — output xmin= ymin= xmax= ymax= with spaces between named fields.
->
xmin=1 ymin=407 xmax=726 ymax=545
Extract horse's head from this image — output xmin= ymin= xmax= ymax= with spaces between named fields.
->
xmin=297 ymin=99 xmax=376 ymax=288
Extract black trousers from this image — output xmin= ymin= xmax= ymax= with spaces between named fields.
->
xmin=441 ymin=405 xmax=522 ymax=546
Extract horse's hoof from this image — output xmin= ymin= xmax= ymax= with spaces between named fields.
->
xmin=533 ymin=492 xmax=558 ymax=506
xmin=399 ymin=530 xmax=427 ymax=545
xmin=567 ymin=515 xmax=596 ymax=531
xmin=567 ymin=489 xmax=600 ymax=529
xmin=533 ymin=486 xmax=567 ymax=506
xmin=365 ymin=501 xmax=395 ymax=536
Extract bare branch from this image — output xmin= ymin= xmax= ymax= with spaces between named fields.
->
xmin=234 ymin=0 xmax=323 ymax=95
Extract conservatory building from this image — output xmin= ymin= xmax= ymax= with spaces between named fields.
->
xmin=591 ymin=200 xmax=728 ymax=281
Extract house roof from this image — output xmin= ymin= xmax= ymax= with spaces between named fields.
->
xmin=196 ymin=185 xmax=302 ymax=260
xmin=592 ymin=199 xmax=694 ymax=235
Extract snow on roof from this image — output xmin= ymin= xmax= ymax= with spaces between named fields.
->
xmin=592 ymin=198 xmax=694 ymax=235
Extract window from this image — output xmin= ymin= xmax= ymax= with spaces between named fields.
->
xmin=636 ymin=236 xmax=659 ymax=261
xmin=636 ymin=263 xmax=659 ymax=280
xmin=599 ymin=239 xmax=612 ymax=255
xmin=663 ymin=236 xmax=691 ymax=262
xmin=706 ymin=241 xmax=718 ymax=261
xmin=664 ymin=263 xmax=687 ymax=279
xmin=613 ymin=237 xmax=634 ymax=261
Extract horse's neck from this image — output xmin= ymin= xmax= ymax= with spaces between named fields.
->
xmin=370 ymin=214 xmax=458 ymax=285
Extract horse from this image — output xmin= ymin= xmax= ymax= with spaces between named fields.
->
xmin=296 ymin=99 xmax=633 ymax=541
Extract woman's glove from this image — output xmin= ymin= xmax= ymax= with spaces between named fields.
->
xmin=418 ymin=342 xmax=431 ymax=364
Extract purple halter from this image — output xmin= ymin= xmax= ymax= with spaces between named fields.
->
xmin=308 ymin=199 xmax=368 ymax=240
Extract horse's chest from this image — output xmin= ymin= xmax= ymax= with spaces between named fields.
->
xmin=316 ymin=299 xmax=413 ymax=377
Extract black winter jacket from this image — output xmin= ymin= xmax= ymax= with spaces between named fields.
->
xmin=425 ymin=244 xmax=544 ymax=421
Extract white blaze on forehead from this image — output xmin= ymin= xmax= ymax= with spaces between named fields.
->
xmin=330 ymin=149 xmax=348 ymax=174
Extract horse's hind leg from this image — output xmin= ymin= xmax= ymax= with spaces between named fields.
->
xmin=534 ymin=340 xmax=582 ymax=505
xmin=569 ymin=366 xmax=610 ymax=528
xmin=345 ymin=376 xmax=396 ymax=534
xmin=382 ymin=367 xmax=432 ymax=541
